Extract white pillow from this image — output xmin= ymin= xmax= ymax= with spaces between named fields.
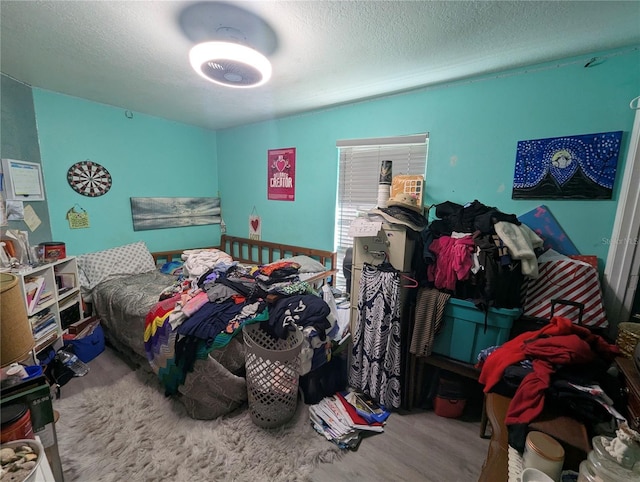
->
xmin=77 ymin=241 xmax=156 ymax=291
xmin=284 ymin=255 xmax=327 ymax=273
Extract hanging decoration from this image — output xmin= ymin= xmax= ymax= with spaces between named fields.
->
xmin=267 ymin=147 xmax=296 ymax=201
xmin=512 ymin=131 xmax=622 ymax=200
xmin=249 ymin=206 xmax=261 ymax=240
xmin=67 ymin=160 xmax=112 ymax=197
xmin=66 ymin=205 xmax=90 ymax=229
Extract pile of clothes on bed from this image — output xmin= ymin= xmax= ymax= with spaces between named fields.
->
xmin=144 ymin=248 xmax=340 ymax=399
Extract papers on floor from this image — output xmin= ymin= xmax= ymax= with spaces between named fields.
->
xmin=309 ymin=390 xmax=390 ymax=450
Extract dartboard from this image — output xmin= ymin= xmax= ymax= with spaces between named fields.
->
xmin=67 ymin=161 xmax=112 ymax=197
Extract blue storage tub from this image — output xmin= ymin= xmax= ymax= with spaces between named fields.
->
xmin=431 ymin=298 xmax=521 ymax=364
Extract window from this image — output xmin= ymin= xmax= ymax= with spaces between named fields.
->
xmin=335 ymin=133 xmax=429 ymax=290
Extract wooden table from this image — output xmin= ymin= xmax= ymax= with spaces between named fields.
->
xmin=478 ymin=392 xmax=591 ymax=481
xmin=478 ymin=393 xmax=510 ymax=482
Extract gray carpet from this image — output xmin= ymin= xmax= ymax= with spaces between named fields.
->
xmin=55 ymin=371 xmax=343 ymax=481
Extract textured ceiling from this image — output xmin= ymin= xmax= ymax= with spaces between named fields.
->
xmin=1 ymin=1 xmax=639 ymax=131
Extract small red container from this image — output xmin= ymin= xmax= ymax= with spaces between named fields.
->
xmin=0 ymin=403 xmax=35 ymax=443
xmin=433 ymin=396 xmax=466 ymax=418
xmin=40 ymin=242 xmax=66 ymax=261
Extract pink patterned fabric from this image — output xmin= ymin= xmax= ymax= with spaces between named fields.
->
xmin=428 ymin=235 xmax=476 ymax=291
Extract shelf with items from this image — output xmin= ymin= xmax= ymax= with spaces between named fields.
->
xmin=23 ymin=273 xmax=53 ymax=316
xmin=29 ymin=307 xmax=59 ymax=353
xmin=13 ymin=256 xmax=82 ymax=356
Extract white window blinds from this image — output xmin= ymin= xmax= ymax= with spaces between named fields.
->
xmin=335 ymin=133 xmax=429 ymax=290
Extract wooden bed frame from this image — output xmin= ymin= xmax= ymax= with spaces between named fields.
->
xmin=151 ymin=235 xmax=337 ymax=285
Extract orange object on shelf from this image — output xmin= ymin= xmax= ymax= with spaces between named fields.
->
xmin=1 ymin=239 xmax=16 ymax=258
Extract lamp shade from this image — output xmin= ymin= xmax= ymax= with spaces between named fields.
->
xmin=189 ymin=41 xmax=272 ymax=88
xmin=1 ymin=273 xmax=34 ymax=367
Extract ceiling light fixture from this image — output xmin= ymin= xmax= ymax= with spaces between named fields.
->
xmin=189 ymin=40 xmax=272 ymax=88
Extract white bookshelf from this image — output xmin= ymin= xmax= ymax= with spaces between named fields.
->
xmin=12 ymin=257 xmax=82 ymax=355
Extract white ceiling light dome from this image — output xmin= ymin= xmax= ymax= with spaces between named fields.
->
xmin=189 ymin=41 xmax=272 ymax=88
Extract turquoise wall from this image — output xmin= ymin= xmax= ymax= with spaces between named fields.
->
xmin=28 ymin=46 xmax=639 ymax=267
xmin=32 ymin=91 xmax=219 ymax=255
xmin=217 ymin=47 xmax=640 ymax=266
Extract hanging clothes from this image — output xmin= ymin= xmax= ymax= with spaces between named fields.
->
xmin=349 ymin=261 xmax=402 ymax=409
xmin=410 ymin=287 xmax=451 ymax=357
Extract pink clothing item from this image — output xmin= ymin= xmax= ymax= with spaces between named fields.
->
xmin=181 ymin=290 xmax=209 ymax=317
xmin=428 ymin=235 xmax=476 ymax=291
xmin=451 ymin=236 xmax=475 ymax=281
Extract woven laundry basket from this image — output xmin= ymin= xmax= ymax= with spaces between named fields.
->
xmin=243 ymin=324 xmax=303 ymax=429
xmin=616 ymin=322 xmax=640 ymax=358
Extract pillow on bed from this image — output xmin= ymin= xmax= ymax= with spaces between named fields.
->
xmin=283 ymin=255 xmax=327 ymax=273
xmin=77 ymin=241 xmax=157 ymax=291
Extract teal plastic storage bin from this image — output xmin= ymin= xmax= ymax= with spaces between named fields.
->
xmin=432 ymin=298 xmax=521 ymax=363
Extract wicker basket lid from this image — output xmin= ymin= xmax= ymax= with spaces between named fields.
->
xmin=616 ymin=322 xmax=640 ymax=358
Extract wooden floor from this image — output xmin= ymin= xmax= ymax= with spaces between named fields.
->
xmin=56 ymin=346 xmax=489 ymax=482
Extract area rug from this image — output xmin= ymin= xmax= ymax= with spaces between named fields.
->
xmin=54 ymin=371 xmax=342 ymax=481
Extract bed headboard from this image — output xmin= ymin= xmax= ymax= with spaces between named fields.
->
xmin=220 ymin=235 xmax=335 ymax=268
xmin=219 ymin=235 xmax=337 ymax=284
xmin=151 ymin=235 xmax=337 ymax=285
xmin=151 ymin=247 xmax=213 ymax=265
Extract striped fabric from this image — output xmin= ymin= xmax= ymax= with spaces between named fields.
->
xmin=410 ymin=287 xmax=451 ymax=356
xmin=522 ymin=259 xmax=608 ymax=327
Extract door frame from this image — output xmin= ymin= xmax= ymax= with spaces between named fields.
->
xmin=603 ymin=98 xmax=640 ymax=335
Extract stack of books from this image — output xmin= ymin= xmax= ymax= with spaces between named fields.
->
xmin=309 ymin=390 xmax=390 ymax=450
xmin=36 ymin=289 xmax=54 ymax=307
xmin=29 ymin=308 xmax=58 ymax=344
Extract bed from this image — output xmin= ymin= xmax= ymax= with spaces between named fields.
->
xmin=77 ymin=235 xmax=337 ymax=419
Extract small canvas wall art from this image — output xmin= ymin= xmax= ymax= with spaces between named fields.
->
xmin=267 ymin=147 xmax=296 ymax=201
xmin=130 ymin=197 xmax=221 ymax=231
xmin=249 ymin=206 xmax=261 ymax=240
xmin=512 ymin=131 xmax=622 ymax=199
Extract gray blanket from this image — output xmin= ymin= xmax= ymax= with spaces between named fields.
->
xmin=90 ymin=271 xmax=247 ymax=419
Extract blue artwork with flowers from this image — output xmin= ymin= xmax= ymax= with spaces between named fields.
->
xmin=512 ymin=131 xmax=622 ymax=199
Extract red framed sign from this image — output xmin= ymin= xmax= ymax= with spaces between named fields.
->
xmin=267 ymin=147 xmax=296 ymax=201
